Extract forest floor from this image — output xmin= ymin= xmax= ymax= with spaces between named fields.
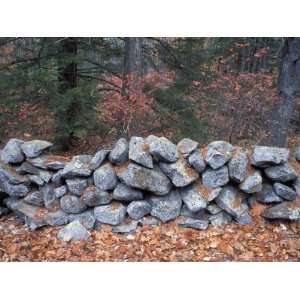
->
xmin=1 ymin=203 xmax=300 ymax=262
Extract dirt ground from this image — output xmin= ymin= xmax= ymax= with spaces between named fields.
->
xmin=1 ymin=203 xmax=300 ymax=262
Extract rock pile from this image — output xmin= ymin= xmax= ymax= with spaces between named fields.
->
xmin=1 ymin=137 xmax=300 ymax=241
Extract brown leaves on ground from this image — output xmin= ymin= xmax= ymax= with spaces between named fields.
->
xmin=1 ymin=210 xmax=300 ymax=262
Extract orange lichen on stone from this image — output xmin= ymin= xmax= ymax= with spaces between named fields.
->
xmin=111 ymin=201 xmax=122 ymax=210
xmin=114 ymin=161 xmax=130 ymax=174
xmin=200 ymin=147 xmax=208 ymax=159
xmin=197 ymin=183 xmax=213 ymax=199
xmin=140 ymin=143 xmax=150 ymax=152
xmin=288 ymin=159 xmax=300 ymax=175
xmin=183 ymin=160 xmax=198 ymax=178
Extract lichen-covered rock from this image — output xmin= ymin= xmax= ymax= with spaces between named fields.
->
xmin=21 ymin=140 xmax=53 ymax=158
xmin=180 ymin=182 xmax=208 ymax=212
xmin=60 ymin=194 xmax=87 ymax=214
xmin=41 ymin=184 xmax=57 ymax=209
xmin=89 ymin=149 xmax=110 ymax=170
xmin=68 ymin=210 xmax=96 ymax=229
xmin=159 ymin=159 xmax=199 ymax=187
xmin=112 ymin=183 xmax=143 ymax=202
xmin=24 ymin=191 xmax=43 ymax=207
xmin=251 ymin=146 xmax=289 ymax=167
xmin=109 ymin=138 xmax=129 ymax=165
xmin=146 ymin=135 xmax=178 ymax=163
xmin=202 ymin=166 xmax=229 ymax=188
xmin=127 ymin=200 xmax=152 ymax=220
xmin=209 ymin=211 xmax=232 ymax=226
xmin=228 ymin=149 xmax=248 ymax=183
xmin=1 ymin=138 xmax=25 ymax=164
xmin=177 ymin=216 xmax=209 ymax=230
xmin=112 ymin=219 xmax=139 ymax=234
xmin=256 ymin=184 xmax=283 ymax=204
xmin=205 ymin=147 xmax=231 ymax=170
xmin=177 ymin=138 xmax=198 ymax=157
xmin=264 ymin=163 xmax=297 ymax=182
xmin=188 ymin=150 xmax=206 ymax=173
xmin=61 ymin=155 xmax=92 ymax=178
xmin=262 ymin=198 xmax=300 ymax=220
xmin=148 ymin=190 xmax=182 ymax=223
xmin=215 ymin=185 xmax=247 ymax=218
xmin=28 ymin=155 xmax=70 ymax=170
xmin=295 ymin=147 xmax=300 ymax=162
xmin=239 ymin=171 xmax=262 ymax=193
xmin=116 ymin=163 xmax=171 ymax=195
xmin=58 ymin=220 xmax=91 ymax=242
xmin=81 ymin=186 xmax=110 ymax=207
xmin=94 ymin=202 xmax=127 ymax=225
xmin=129 ymin=136 xmax=153 ymax=168
xmin=94 ymin=163 xmax=118 ymax=191
xmin=273 ymin=182 xmax=297 ymax=201
xmin=66 ymin=178 xmax=88 ymax=196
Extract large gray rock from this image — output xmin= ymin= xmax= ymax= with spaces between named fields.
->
xmin=188 ymin=150 xmax=206 ymax=173
xmin=68 ymin=210 xmax=96 ymax=229
xmin=239 ymin=171 xmax=262 ymax=193
xmin=215 ymin=185 xmax=247 ymax=218
xmin=61 ymin=155 xmax=92 ymax=179
xmin=295 ymin=147 xmax=300 ymax=162
xmin=24 ymin=191 xmax=43 ymax=207
xmin=209 ymin=211 xmax=232 ymax=226
xmin=94 ymin=202 xmax=126 ymax=225
xmin=58 ymin=220 xmax=91 ymax=242
xmin=94 ymin=163 xmax=118 ymax=191
xmin=112 ymin=219 xmax=139 ymax=234
xmin=129 ymin=136 xmax=153 ymax=168
xmin=127 ymin=200 xmax=152 ymax=220
xmin=159 ymin=159 xmax=199 ymax=187
xmin=177 ymin=138 xmax=198 ymax=157
xmin=54 ymin=185 xmax=67 ymax=199
xmin=16 ymin=161 xmax=40 ymax=175
xmin=177 ymin=216 xmax=209 ymax=230
xmin=146 ymin=135 xmax=178 ymax=163
xmin=60 ymin=194 xmax=87 ymax=214
xmin=116 ymin=162 xmax=172 ymax=195
xmin=180 ymin=183 xmax=208 ymax=212
xmin=228 ymin=149 xmax=248 ymax=183
xmin=41 ymin=184 xmax=57 ymax=209
xmin=28 ymin=155 xmax=70 ymax=170
xmin=205 ymin=147 xmax=231 ymax=170
xmin=273 ymin=182 xmax=297 ymax=201
xmin=251 ymin=146 xmax=289 ymax=167
xmin=202 ymin=166 xmax=229 ymax=188
xmin=21 ymin=140 xmax=53 ymax=158
xmin=148 ymin=190 xmax=182 ymax=223
xmin=109 ymin=138 xmax=129 ymax=165
xmin=81 ymin=186 xmax=111 ymax=207
xmin=89 ymin=149 xmax=110 ymax=170
xmin=1 ymin=138 xmax=25 ymax=164
xmin=112 ymin=183 xmax=143 ymax=202
xmin=264 ymin=163 xmax=297 ymax=182
xmin=66 ymin=178 xmax=88 ymax=196
xmin=256 ymin=184 xmax=283 ymax=204
xmin=262 ymin=198 xmax=300 ymax=220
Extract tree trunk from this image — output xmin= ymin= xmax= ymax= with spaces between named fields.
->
xmin=263 ymin=38 xmax=300 ymax=146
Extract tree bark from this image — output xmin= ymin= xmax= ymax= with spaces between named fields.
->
xmin=263 ymin=37 xmax=300 ymax=146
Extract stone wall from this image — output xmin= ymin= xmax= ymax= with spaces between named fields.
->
xmin=0 ymin=136 xmax=300 ymax=242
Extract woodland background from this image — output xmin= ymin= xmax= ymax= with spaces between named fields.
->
xmin=0 ymin=37 xmax=299 ymax=153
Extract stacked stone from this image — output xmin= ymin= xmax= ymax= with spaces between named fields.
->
xmin=0 ymin=136 xmax=300 ymax=242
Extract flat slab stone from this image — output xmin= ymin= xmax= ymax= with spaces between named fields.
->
xmin=61 ymin=155 xmax=92 ymax=178
xmin=115 ymin=162 xmax=172 ymax=196
xmin=112 ymin=183 xmax=143 ymax=202
xmin=262 ymin=198 xmax=300 ymax=220
xmin=251 ymin=146 xmax=289 ymax=167
xmin=129 ymin=136 xmax=153 ymax=168
xmin=202 ymin=166 xmax=229 ymax=188
xmin=28 ymin=155 xmax=70 ymax=170
xmin=94 ymin=163 xmax=118 ymax=191
xmin=109 ymin=138 xmax=129 ymax=165
xmin=21 ymin=140 xmax=53 ymax=158
xmin=177 ymin=138 xmax=199 ymax=157
xmin=264 ymin=163 xmax=297 ymax=182
xmin=273 ymin=182 xmax=297 ymax=201
xmin=94 ymin=202 xmax=126 ymax=225
xmin=177 ymin=216 xmax=209 ymax=230
xmin=159 ymin=159 xmax=199 ymax=187
xmin=148 ymin=190 xmax=182 ymax=223
xmin=1 ymin=138 xmax=25 ymax=164
xmin=146 ymin=135 xmax=178 ymax=163
xmin=58 ymin=220 xmax=91 ymax=242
